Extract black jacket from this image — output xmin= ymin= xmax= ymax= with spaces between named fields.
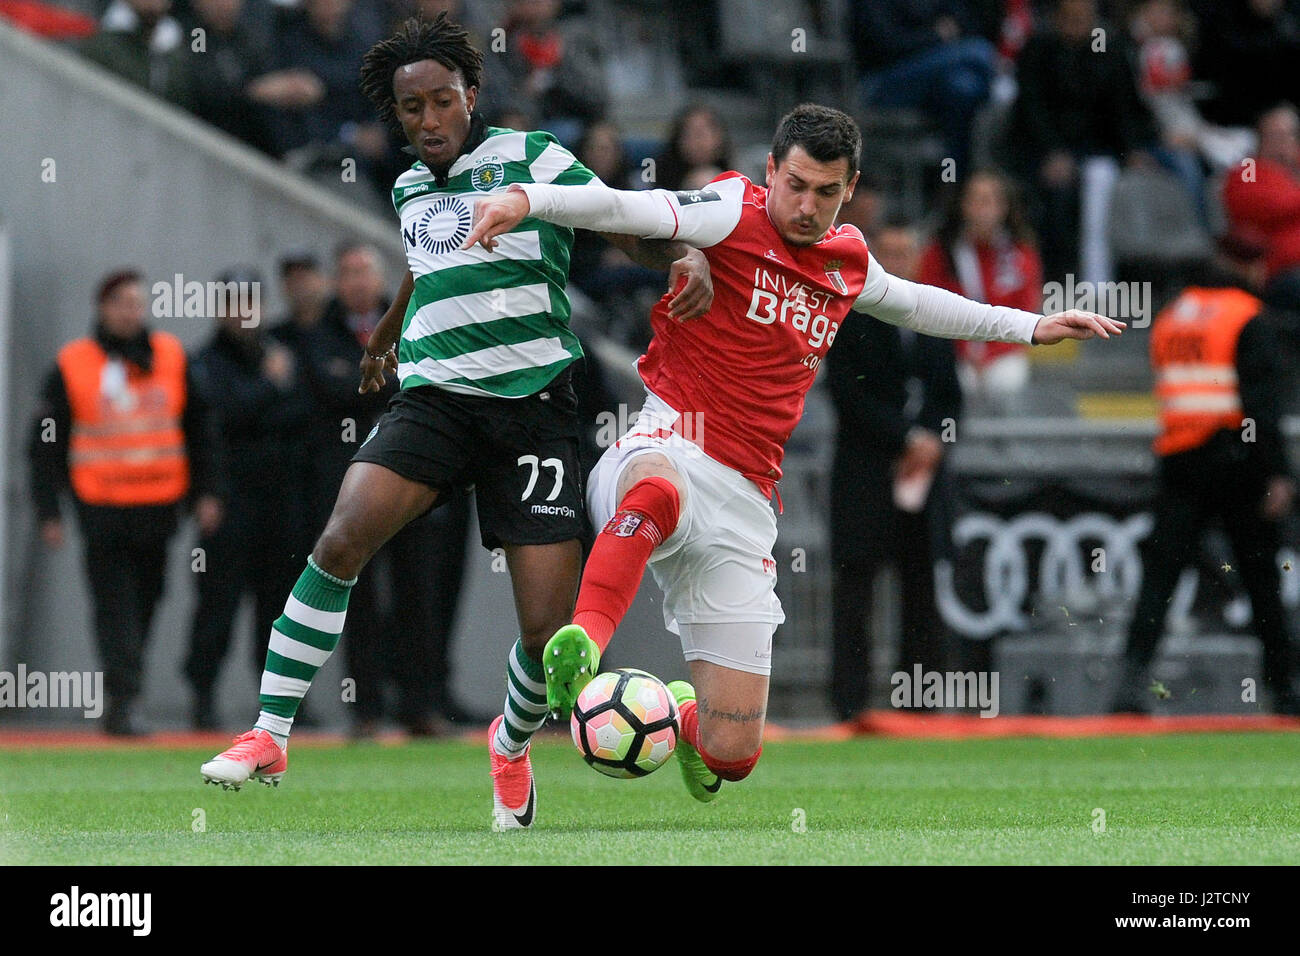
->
xmin=189 ymin=326 xmax=312 ymax=498
xmin=299 ymin=296 xmax=393 ymax=485
xmin=1009 ymin=22 xmax=1155 ymax=170
xmin=1192 ymin=0 xmax=1300 ymax=127
xmin=827 ymin=315 xmax=963 ymax=469
xmin=851 ymin=0 xmax=1001 ymax=70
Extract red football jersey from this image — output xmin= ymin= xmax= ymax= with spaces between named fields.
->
xmin=636 ymin=172 xmax=871 ymax=496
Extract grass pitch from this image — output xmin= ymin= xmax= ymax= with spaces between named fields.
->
xmin=2 ymin=732 xmax=1298 ymax=865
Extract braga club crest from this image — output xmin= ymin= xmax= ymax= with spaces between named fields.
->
xmin=824 ymin=259 xmax=848 ymax=295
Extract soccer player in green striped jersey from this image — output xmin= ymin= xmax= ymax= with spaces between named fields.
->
xmin=201 ymin=14 xmax=713 ymax=830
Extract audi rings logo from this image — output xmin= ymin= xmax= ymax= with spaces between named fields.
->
xmin=936 ymin=511 xmax=1153 ymax=639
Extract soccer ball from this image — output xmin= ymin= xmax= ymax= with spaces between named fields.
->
xmin=570 ymin=668 xmax=679 ymax=778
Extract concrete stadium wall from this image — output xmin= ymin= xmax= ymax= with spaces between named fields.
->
xmin=0 ymin=22 xmax=684 ymax=730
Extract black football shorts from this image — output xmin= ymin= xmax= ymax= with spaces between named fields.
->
xmin=351 ymin=368 xmax=588 ymax=550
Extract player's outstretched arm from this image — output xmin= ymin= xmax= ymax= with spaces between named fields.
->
xmin=464 ymin=182 xmax=675 ymax=252
xmin=358 ymin=269 xmax=413 ymax=394
xmin=853 ymin=254 xmax=1125 ymax=345
xmin=463 ymin=179 xmax=740 ymax=254
xmin=1028 ymin=309 xmax=1126 ymax=344
xmin=463 ymin=189 xmax=533 ymax=252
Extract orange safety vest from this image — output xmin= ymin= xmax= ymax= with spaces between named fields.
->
xmin=57 ymin=331 xmax=190 ymax=506
xmin=1150 ymin=286 xmax=1260 ymax=457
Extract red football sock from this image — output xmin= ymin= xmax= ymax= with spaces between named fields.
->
xmin=678 ymin=699 xmax=762 ymax=781
xmin=702 ymin=747 xmax=762 ymax=781
xmin=573 ymin=476 xmax=680 ymax=653
xmin=680 ymin=698 xmax=701 ymax=748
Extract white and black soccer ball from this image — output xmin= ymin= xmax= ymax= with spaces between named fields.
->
xmin=570 ymin=668 xmax=679 ymax=778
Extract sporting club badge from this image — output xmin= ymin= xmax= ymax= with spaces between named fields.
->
xmin=471 ymin=159 xmax=506 ymax=192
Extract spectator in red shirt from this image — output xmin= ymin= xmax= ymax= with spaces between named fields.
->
xmin=478 ymin=0 xmax=608 ymax=146
xmin=1223 ymin=103 xmax=1300 ymax=301
xmin=918 ymin=169 xmax=1041 ymax=413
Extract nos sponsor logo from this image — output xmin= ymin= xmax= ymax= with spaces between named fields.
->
xmin=402 ymin=196 xmax=473 ymax=255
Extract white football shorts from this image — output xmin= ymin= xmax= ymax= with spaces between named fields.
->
xmin=586 ymin=391 xmax=783 ymax=676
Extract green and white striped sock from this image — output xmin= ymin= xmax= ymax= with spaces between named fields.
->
xmin=254 ymin=556 xmax=356 ymax=745
xmin=493 ymin=640 xmax=549 ymax=757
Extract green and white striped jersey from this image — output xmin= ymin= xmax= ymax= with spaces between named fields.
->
xmin=391 ymin=126 xmax=595 ymax=398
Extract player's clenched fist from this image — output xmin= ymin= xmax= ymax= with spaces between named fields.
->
xmin=1031 ymin=309 xmax=1126 ymax=345
xmin=463 ymin=188 xmax=531 ymax=252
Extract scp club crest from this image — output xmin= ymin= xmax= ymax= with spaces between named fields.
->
xmin=471 ymin=160 xmax=506 ymax=192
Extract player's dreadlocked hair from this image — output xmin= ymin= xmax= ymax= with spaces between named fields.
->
xmin=359 ymin=13 xmax=484 ymax=128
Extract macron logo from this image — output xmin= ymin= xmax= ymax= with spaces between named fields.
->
xmin=50 ymin=886 xmax=151 ymax=936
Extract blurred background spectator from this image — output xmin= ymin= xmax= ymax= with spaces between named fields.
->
xmin=1191 ymin=0 xmax=1300 ymax=130
xmin=183 ymin=268 xmax=311 ymax=730
xmin=81 ymin=0 xmax=193 ymax=107
xmin=1223 ymin=104 xmax=1300 ymax=310
xmin=177 ymin=0 xmax=273 ymax=152
xmin=1008 ymin=0 xmax=1156 ymax=284
xmin=255 ymin=0 xmax=390 ymax=192
xmin=826 ymin=221 xmax=963 ymax=723
xmin=850 ymin=0 xmax=998 ymax=175
xmin=569 ymin=120 xmax=665 ymax=348
xmin=835 ymin=171 xmax=888 ymax=238
xmin=653 ymin=103 xmax=732 ymax=191
xmin=918 ymin=169 xmax=1039 ymax=414
xmin=269 ymin=248 xmax=331 ymax=352
xmin=1130 ymin=0 xmax=1254 ymax=185
xmin=28 ymin=269 xmax=219 ymax=735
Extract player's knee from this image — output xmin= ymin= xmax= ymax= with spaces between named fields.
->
xmin=312 ymin=523 xmax=368 ymax=580
xmin=609 ymin=476 xmax=682 ymax=540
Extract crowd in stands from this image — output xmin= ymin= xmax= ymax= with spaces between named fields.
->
xmin=6 ymin=0 xmax=1298 ymax=402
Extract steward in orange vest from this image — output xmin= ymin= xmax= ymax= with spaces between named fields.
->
xmin=1115 ymin=241 xmax=1299 ymax=715
xmin=29 ymin=270 xmax=219 ymax=735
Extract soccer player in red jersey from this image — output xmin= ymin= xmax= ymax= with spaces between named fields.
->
xmin=464 ymin=104 xmax=1124 ymax=802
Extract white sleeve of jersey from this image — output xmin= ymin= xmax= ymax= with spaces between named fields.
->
xmin=515 ymin=176 xmax=745 ymax=248
xmin=852 ymin=252 xmax=1042 ymax=344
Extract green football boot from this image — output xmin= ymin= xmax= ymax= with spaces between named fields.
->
xmin=666 ymin=680 xmax=722 ymax=803
xmin=541 ymin=624 xmax=601 ymax=719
